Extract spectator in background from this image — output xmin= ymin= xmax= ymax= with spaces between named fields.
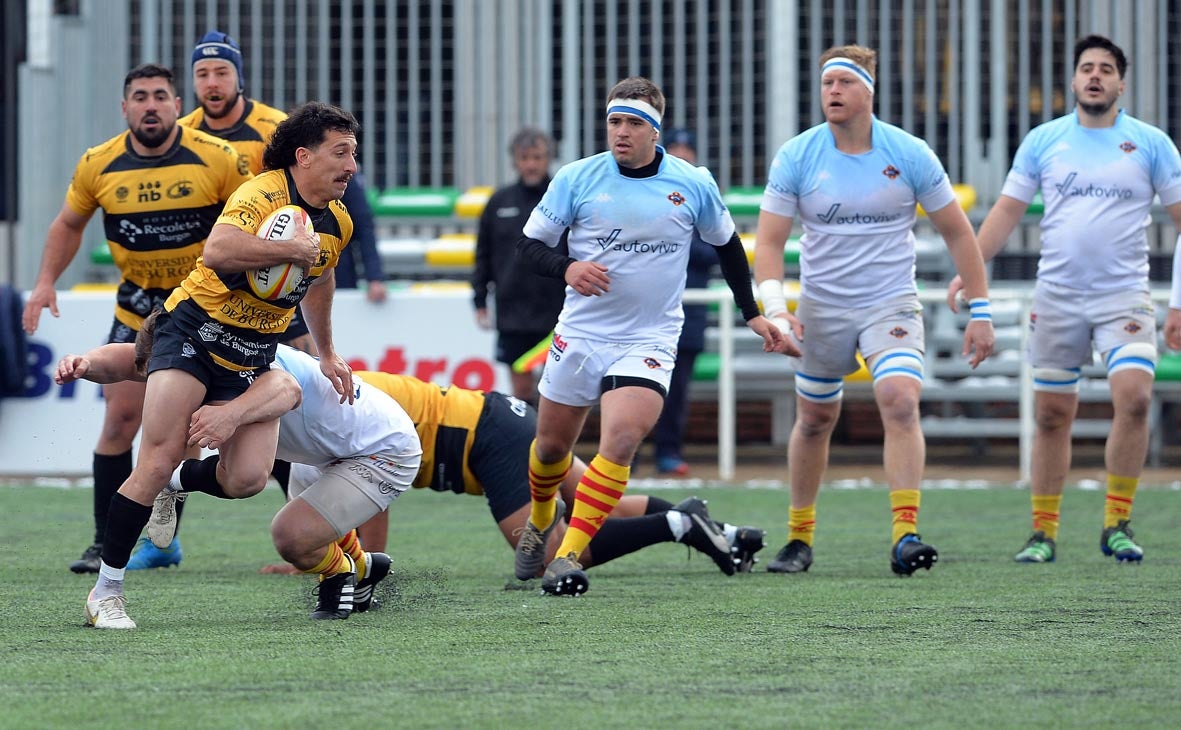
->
xmin=472 ymin=128 xmax=566 ymax=404
xmin=336 ymin=170 xmax=387 ymax=304
xmin=650 ymin=129 xmax=717 ymax=477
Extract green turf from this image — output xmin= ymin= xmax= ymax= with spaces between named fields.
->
xmin=2 ymin=484 xmax=1178 ymax=729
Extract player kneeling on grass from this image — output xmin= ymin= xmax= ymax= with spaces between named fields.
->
xmin=56 ymin=313 xmax=421 ymax=622
xmin=273 ymin=369 xmax=767 ymax=582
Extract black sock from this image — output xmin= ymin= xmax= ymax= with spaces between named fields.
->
xmin=586 ymin=514 xmax=676 ymax=566
xmin=92 ymin=450 xmax=133 ymax=545
xmin=179 ymin=455 xmax=233 ymax=499
xmin=100 ymin=493 xmax=153 ymax=569
xmin=645 ymin=496 xmax=674 ymax=514
xmin=271 ymin=459 xmax=291 ymax=499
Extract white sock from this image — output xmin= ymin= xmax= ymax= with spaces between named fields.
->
xmin=93 ymin=562 xmax=125 ymax=598
xmin=167 ymin=462 xmax=184 ymax=493
xmin=721 ymin=523 xmax=737 ymax=546
xmin=666 ymin=511 xmax=690 ymax=541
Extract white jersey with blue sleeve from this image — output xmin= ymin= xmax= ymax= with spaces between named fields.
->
xmin=522 ymin=150 xmax=736 ymax=348
xmin=271 ymin=346 xmax=420 ymax=468
xmin=1001 ymin=110 xmax=1181 ymax=291
xmin=760 ymin=117 xmax=956 ymax=307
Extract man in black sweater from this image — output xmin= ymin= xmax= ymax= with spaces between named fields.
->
xmin=472 ymin=128 xmax=567 ymax=403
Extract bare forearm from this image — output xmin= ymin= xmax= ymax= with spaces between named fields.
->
xmin=34 ymin=221 xmax=85 ymax=287
xmin=945 ymin=231 xmax=990 ymax=299
xmin=233 ymin=371 xmax=302 ymax=425
xmin=301 ymin=273 xmax=337 ymax=356
xmin=202 ymin=224 xmax=306 ymax=272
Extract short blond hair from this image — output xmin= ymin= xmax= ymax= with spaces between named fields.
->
xmin=819 ymin=45 xmax=877 ymax=79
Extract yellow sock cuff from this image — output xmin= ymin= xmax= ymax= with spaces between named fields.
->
xmin=529 ymin=440 xmax=573 ymax=479
xmin=587 ymin=454 xmax=630 ymax=484
xmin=1106 ymin=474 xmax=1139 ymax=498
xmin=308 ymin=543 xmax=347 ymax=577
xmin=788 ymin=505 xmax=816 ymax=545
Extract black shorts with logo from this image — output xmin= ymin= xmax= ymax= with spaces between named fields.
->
xmin=467 ymin=391 xmax=538 ymax=522
xmin=147 ymin=311 xmax=269 ymax=402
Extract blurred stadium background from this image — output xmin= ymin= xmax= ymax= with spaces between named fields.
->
xmin=2 ymin=0 xmax=1181 ymax=475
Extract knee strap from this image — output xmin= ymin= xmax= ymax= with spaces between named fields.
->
xmin=1104 ymin=342 xmax=1157 ymax=377
xmin=868 ymin=347 xmax=924 ymax=385
xmin=1032 ymin=367 xmax=1081 ymax=394
xmin=795 ymin=372 xmax=843 ymax=404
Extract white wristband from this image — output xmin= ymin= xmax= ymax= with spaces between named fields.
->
xmin=968 ymin=297 xmax=993 ymax=322
xmin=757 ymin=279 xmax=788 ymax=318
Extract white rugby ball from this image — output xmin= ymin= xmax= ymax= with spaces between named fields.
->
xmin=247 ymin=205 xmax=314 ymax=300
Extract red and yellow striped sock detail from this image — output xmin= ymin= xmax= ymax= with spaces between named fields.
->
xmin=1103 ymin=474 xmax=1138 ymax=529
xmin=308 ymin=542 xmax=351 ymax=580
xmin=890 ymin=489 xmax=921 ymax=544
xmin=528 ymin=440 xmax=572 ymax=530
xmin=337 ymin=530 xmax=366 ymax=582
xmin=1031 ymin=494 xmax=1062 ymax=540
xmin=556 ymin=454 xmax=629 ymax=558
xmin=787 ymin=505 xmax=816 ymax=546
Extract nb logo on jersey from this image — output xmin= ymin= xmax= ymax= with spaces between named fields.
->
xmin=818 ymin=204 xmax=841 ymax=224
xmin=138 ymin=180 xmax=163 ymax=203
xmin=596 ymin=228 xmax=622 ymax=250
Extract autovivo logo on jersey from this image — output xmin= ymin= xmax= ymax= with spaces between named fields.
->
xmin=1054 ymin=172 xmax=1133 ymax=200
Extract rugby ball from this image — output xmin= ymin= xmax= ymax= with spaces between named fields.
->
xmin=247 ymin=205 xmax=314 ymax=300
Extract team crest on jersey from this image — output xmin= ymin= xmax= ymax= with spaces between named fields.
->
xmin=888 ymin=326 xmax=908 ymax=339
xmin=882 ymin=165 xmax=901 ymax=180
xmin=1124 ymin=322 xmax=1142 ymax=334
xmin=1120 ymin=141 xmax=1137 ymax=154
xmin=167 ymin=180 xmax=193 ymax=199
xmin=667 ymin=191 xmax=685 ymax=206
xmin=116 ymin=186 xmax=130 ymax=201
xmin=644 ymin=357 xmax=662 ymax=369
xmin=197 ymin=321 xmax=225 ymax=343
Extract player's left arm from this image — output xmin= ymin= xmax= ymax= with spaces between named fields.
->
xmin=301 ymin=269 xmax=355 ymax=405
xmin=928 ymin=201 xmax=995 ymax=367
xmin=188 ymin=369 xmax=302 ymax=450
xmin=1161 ymin=200 xmax=1181 ymax=350
xmin=54 ymin=343 xmax=139 ymax=385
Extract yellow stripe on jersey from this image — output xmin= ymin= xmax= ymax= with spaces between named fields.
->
xmin=355 ymin=371 xmax=486 ymax=494
xmin=178 ymin=99 xmax=287 ymax=176
xmin=165 ymin=169 xmax=353 ymax=370
xmin=65 ymin=127 xmax=252 ymax=328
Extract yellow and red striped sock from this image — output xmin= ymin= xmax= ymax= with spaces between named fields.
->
xmin=788 ymin=505 xmax=816 ymax=546
xmin=1103 ymin=474 xmax=1138 ymax=529
xmin=528 ymin=440 xmax=572 ymax=530
xmin=337 ymin=530 xmax=366 ymax=582
xmin=307 ymin=542 xmax=352 ymax=580
xmin=890 ymin=489 xmax=921 ymax=544
xmin=1031 ymin=494 xmax=1062 ymax=540
xmin=555 ymin=454 xmax=629 ymax=558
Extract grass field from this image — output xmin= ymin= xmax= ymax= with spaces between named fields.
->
xmin=2 ymin=481 xmax=1179 ymax=729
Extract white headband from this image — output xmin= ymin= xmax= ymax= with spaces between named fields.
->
xmin=821 ymin=57 xmax=875 ymax=94
xmin=605 ymin=98 xmax=662 ymax=131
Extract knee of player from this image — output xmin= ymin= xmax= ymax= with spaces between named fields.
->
xmin=873 ymin=381 xmax=922 ymax=424
xmin=219 ymin=467 xmax=270 ymax=498
xmin=269 ymin=521 xmax=303 ymax=561
xmin=793 ymin=398 xmax=840 ymax=436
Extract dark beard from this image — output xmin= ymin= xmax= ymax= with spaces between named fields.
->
xmin=1078 ymin=98 xmax=1115 ymax=117
xmin=131 ymin=123 xmax=172 ymax=150
xmin=203 ymin=90 xmax=241 ymax=120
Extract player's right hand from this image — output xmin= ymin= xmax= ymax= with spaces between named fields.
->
xmin=769 ymin=313 xmax=803 ymax=356
xmin=565 ymin=261 xmax=610 ymax=297
xmin=289 ymin=227 xmax=321 ymax=269
xmin=54 ymin=354 xmax=89 ymax=385
xmin=945 ymin=275 xmax=966 ymax=313
xmin=22 ymin=285 xmax=59 ymax=335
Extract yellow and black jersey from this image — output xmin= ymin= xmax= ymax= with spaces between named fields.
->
xmin=355 ymin=371 xmax=487 ymax=495
xmin=65 ymin=127 xmax=252 ymax=330
xmin=165 ymin=169 xmax=353 ymax=371
xmin=179 ymin=99 xmax=286 ymax=176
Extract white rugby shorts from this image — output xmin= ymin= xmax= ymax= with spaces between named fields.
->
xmin=791 ymin=293 xmax=925 ymax=379
xmin=539 ymin=333 xmax=677 ymax=407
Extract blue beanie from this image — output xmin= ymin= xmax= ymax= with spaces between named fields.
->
xmin=192 ymin=31 xmax=244 ymax=91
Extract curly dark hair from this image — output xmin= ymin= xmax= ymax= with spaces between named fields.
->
xmin=262 ymin=102 xmax=361 ymax=171
xmin=1073 ymin=34 xmax=1127 ymax=78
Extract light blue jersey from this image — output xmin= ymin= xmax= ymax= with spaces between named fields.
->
xmin=1002 ymin=110 xmax=1181 ymax=291
xmin=272 ymin=346 xmax=419 ymax=468
xmin=522 ymin=150 xmax=735 ymax=347
xmin=761 ymin=117 xmax=956 ymax=307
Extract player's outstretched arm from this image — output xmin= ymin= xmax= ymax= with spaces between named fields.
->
xmin=54 ymin=343 xmax=138 ymax=385
xmin=22 ymin=204 xmax=91 ymax=334
xmin=946 ymin=195 xmax=1027 ymax=311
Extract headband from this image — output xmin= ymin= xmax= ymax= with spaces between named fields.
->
xmin=821 ymin=57 xmax=875 ymax=94
xmin=605 ymin=98 xmax=662 ymax=131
